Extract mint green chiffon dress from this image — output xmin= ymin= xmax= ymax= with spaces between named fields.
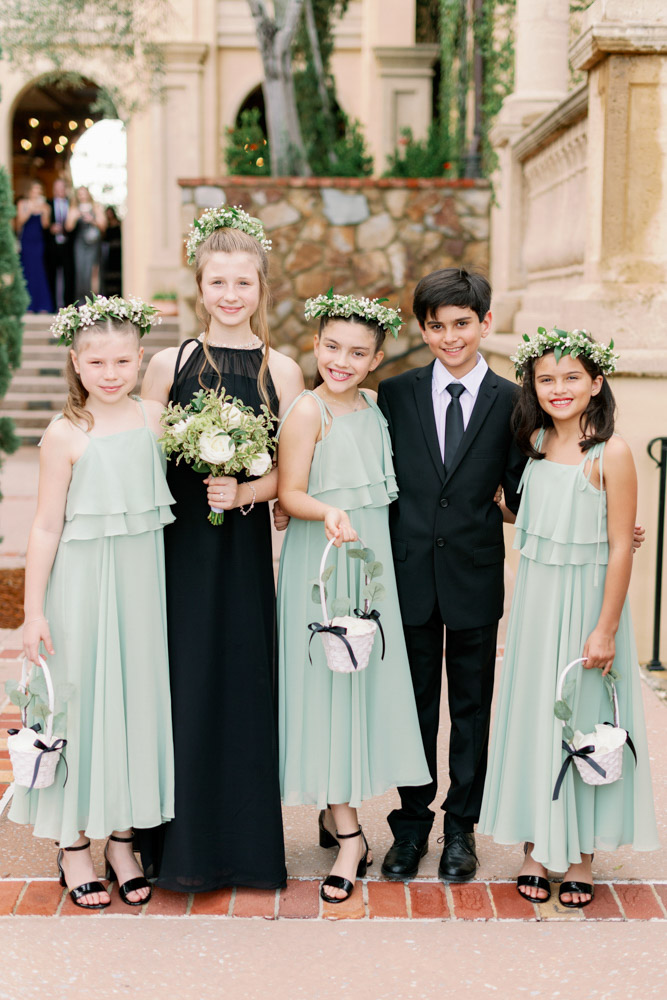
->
xmin=479 ymin=432 xmax=659 ymax=871
xmin=10 ymin=402 xmax=176 ymax=847
xmin=277 ymin=391 xmax=430 ymax=808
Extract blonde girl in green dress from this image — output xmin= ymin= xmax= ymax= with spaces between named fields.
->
xmin=479 ymin=329 xmax=658 ymax=908
xmin=13 ymin=296 xmax=175 ymax=910
xmin=276 ymin=294 xmax=430 ymax=904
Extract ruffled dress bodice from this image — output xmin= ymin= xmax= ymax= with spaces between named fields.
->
xmin=279 ymin=390 xmax=398 ymax=511
xmin=513 ymin=432 xmax=607 ymax=571
xmin=61 ymin=412 xmax=175 ymax=542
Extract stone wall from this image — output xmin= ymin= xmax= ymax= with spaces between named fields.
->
xmin=178 ymin=177 xmax=491 ymax=379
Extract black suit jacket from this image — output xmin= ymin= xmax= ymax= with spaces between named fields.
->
xmin=377 ymin=362 xmax=526 ymax=630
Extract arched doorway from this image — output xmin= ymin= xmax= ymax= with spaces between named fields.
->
xmin=12 ymin=76 xmax=127 ymax=301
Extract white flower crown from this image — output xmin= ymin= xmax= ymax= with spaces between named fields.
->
xmin=511 ymin=326 xmax=618 ymax=377
xmin=51 ymin=295 xmax=161 ymax=346
xmin=185 ymin=204 xmax=272 ymax=265
xmin=304 ymin=289 xmax=403 ymax=339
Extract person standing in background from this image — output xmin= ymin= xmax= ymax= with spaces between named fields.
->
xmin=66 ymin=186 xmax=106 ymax=301
xmin=46 ymin=178 xmax=74 ymax=309
xmin=16 ymin=181 xmax=53 ymax=314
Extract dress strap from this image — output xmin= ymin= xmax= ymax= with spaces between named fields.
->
xmin=275 ymin=390 xmax=331 ymax=443
xmin=171 ymin=338 xmax=199 ymax=397
xmin=518 ymin=427 xmax=546 ymax=493
xmin=134 ymin=396 xmax=148 ymax=427
xmin=38 ymin=412 xmax=64 ymax=446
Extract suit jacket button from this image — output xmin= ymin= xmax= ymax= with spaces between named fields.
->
xmin=440 ymin=498 xmax=449 ymax=508
xmin=436 ymin=537 xmax=446 ymax=548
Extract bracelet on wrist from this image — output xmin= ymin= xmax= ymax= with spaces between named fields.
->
xmin=240 ymin=483 xmax=257 ymax=516
xmin=23 ymin=616 xmax=48 ymax=627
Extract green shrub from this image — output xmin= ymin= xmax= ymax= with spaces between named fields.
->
xmin=0 ymin=166 xmax=28 ymax=493
xmin=384 ymin=123 xmax=454 ymax=179
xmin=224 ymin=108 xmax=271 ymax=176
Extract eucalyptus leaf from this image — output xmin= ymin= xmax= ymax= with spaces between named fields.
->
xmin=31 ymin=701 xmax=51 ymax=722
xmin=5 ymin=679 xmax=21 ymax=698
xmin=361 ymin=548 xmax=375 ymax=564
xmin=321 ymin=566 xmax=334 ymax=583
xmin=347 ymin=549 xmax=365 ymax=560
xmin=363 ymin=582 xmax=386 ymax=604
xmin=56 ymin=683 xmax=75 ymax=703
xmin=330 ymin=597 xmax=351 ymax=617
xmin=51 ymin=713 xmax=67 ymax=736
xmin=563 ymin=724 xmax=574 ymax=743
xmin=311 ymin=584 xmax=323 ymax=605
xmin=364 ymin=561 xmax=383 ymax=580
xmin=554 ymin=699 xmax=572 ymax=721
xmin=553 ymin=346 xmax=562 ymax=364
xmin=9 ymin=690 xmax=29 ymax=710
xmin=30 ymin=672 xmax=48 ymax=703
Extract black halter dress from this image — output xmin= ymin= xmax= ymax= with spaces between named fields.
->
xmin=138 ymin=340 xmax=286 ymax=891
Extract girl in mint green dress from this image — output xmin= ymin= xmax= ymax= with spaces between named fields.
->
xmin=276 ymin=294 xmax=429 ymax=905
xmin=12 ymin=298 xmax=175 ymax=911
xmin=479 ymin=330 xmax=658 ymax=908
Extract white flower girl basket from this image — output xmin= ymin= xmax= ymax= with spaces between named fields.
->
xmin=552 ymin=657 xmax=636 ymax=801
xmin=308 ymin=536 xmax=385 ymax=674
xmin=7 ymin=656 xmax=67 ymax=790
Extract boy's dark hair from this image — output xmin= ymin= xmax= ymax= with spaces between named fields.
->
xmin=413 ymin=267 xmax=491 ymax=326
xmin=511 ymin=351 xmax=617 ymax=458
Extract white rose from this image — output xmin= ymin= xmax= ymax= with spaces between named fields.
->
xmin=222 ymin=403 xmax=243 ymax=429
xmin=170 ymin=416 xmax=193 ymax=441
xmin=248 ymin=452 xmax=272 ymax=476
xmin=199 ymin=432 xmax=236 ymax=465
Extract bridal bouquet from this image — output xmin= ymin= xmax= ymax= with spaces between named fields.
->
xmin=160 ymin=388 xmax=275 ymax=525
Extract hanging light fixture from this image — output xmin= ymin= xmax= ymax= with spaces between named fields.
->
xmin=28 ymin=118 xmax=39 ymax=128
xmin=43 ymin=135 xmax=52 ymax=146
xmin=55 ymin=143 xmax=64 ymax=153
xmin=69 ymin=120 xmax=78 ymax=130
xmin=84 ymin=118 xmax=93 ymax=128
xmin=59 ymin=135 xmax=68 ymax=145
xmin=20 ymin=139 xmax=32 ymax=151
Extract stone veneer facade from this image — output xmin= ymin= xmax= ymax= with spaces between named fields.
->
xmin=178 ymin=178 xmax=490 ymax=379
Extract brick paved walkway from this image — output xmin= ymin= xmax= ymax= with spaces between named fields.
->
xmin=0 ymin=875 xmax=665 ymax=921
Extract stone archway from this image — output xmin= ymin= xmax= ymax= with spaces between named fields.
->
xmin=12 ymin=75 xmax=126 ymax=301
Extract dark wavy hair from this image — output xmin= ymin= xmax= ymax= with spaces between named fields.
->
xmin=412 ymin=267 xmax=491 ymax=326
xmin=512 ymin=349 xmax=616 ymax=459
xmin=312 ymin=314 xmax=386 ymax=388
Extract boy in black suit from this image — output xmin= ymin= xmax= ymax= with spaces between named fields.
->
xmin=377 ymin=268 xmax=525 ymax=882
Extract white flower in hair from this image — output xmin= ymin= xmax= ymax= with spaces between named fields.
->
xmin=304 ymin=288 xmax=403 ymax=339
xmin=185 ymin=204 xmax=272 ymax=265
xmin=510 ymin=326 xmax=619 ymax=378
xmin=50 ymin=294 xmax=161 ymax=346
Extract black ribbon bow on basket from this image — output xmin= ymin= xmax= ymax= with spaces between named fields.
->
xmin=308 ymin=622 xmax=358 ymax=669
xmin=354 ymin=608 xmax=385 ymax=660
xmin=552 ymin=732 xmax=638 ymax=802
xmin=6 ymin=729 xmax=68 ymax=791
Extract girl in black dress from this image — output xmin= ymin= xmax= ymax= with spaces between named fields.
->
xmin=140 ymin=209 xmax=303 ymax=890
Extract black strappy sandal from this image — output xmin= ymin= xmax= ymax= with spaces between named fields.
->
xmin=57 ymin=840 xmax=110 ymax=910
xmin=559 ymin=854 xmax=595 ymax=908
xmin=104 ymin=832 xmax=152 ymax=906
xmin=320 ymin=826 xmax=369 ymax=904
xmin=318 ymin=809 xmax=339 ymax=849
xmin=516 ymin=843 xmax=551 ymax=902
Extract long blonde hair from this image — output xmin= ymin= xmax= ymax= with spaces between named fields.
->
xmin=63 ymin=319 xmax=141 ymax=430
xmin=194 ymin=227 xmax=273 ymax=412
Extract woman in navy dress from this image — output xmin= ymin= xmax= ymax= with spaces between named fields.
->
xmin=17 ymin=182 xmax=53 ymax=313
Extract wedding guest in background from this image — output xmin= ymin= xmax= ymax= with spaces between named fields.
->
xmin=16 ymin=181 xmax=53 ymax=313
xmin=66 ymin=186 xmax=106 ymax=301
xmin=100 ymin=206 xmax=123 ymax=297
xmin=46 ymin=178 xmax=74 ymax=309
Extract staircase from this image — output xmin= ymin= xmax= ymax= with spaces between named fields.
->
xmin=1 ymin=314 xmax=181 ymax=445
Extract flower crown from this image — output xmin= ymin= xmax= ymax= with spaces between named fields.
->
xmin=304 ymin=289 xmax=403 ymax=339
xmin=51 ymin=295 xmax=161 ymax=346
xmin=511 ymin=326 xmax=619 ymax=378
xmin=185 ymin=204 xmax=272 ymax=265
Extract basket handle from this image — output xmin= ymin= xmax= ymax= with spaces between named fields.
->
xmin=318 ymin=534 xmax=368 ymax=627
xmin=556 ymin=657 xmax=620 ymax=729
xmin=20 ymin=656 xmax=56 ymax=745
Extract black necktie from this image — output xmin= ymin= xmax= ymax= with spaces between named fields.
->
xmin=444 ymin=382 xmax=465 ymax=472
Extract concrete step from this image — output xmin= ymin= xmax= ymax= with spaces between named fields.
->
xmin=3 ymin=393 xmax=67 ymax=408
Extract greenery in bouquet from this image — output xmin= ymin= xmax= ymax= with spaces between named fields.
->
xmin=160 ymin=388 xmax=276 ymax=525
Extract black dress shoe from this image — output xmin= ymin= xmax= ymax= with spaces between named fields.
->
xmin=438 ymin=832 xmax=479 ymax=883
xmin=381 ymin=838 xmax=428 ymax=880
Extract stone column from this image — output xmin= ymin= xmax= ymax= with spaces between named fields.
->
xmin=490 ymin=0 xmax=570 ymax=329
xmin=124 ymin=42 xmax=208 ymax=301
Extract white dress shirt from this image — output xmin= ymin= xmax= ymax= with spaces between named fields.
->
xmin=432 ymin=354 xmax=488 ymax=462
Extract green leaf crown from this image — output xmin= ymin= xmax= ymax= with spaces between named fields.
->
xmin=511 ymin=327 xmax=619 ymax=378
xmin=185 ymin=203 xmax=272 ymax=265
xmin=50 ymin=295 xmax=161 ymax=346
xmin=304 ymin=289 xmax=403 ymax=339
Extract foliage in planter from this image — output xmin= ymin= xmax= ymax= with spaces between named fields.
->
xmin=224 ymin=108 xmax=271 ymax=177
xmin=384 ymin=123 xmax=453 ymax=179
xmin=0 ymin=167 xmax=28 ymax=504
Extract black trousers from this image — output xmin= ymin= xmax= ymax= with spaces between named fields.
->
xmin=388 ymin=602 xmax=498 ymax=842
